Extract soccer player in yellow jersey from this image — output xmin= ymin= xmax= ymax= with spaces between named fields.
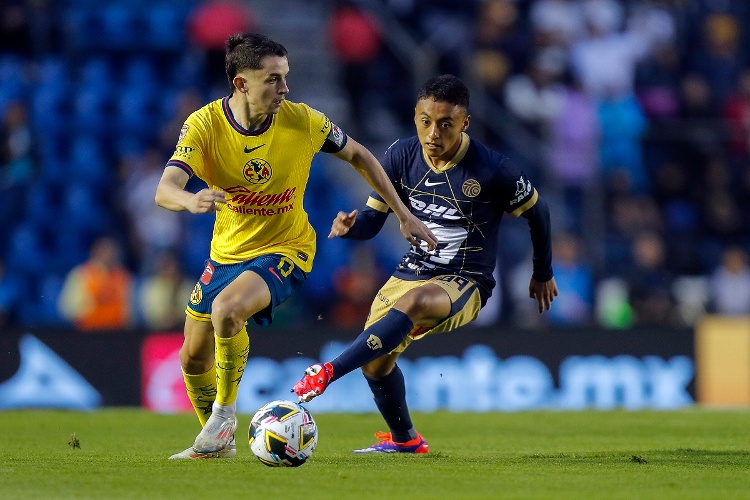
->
xmin=155 ymin=33 xmax=437 ymax=459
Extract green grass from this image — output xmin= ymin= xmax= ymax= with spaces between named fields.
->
xmin=3 ymin=408 xmax=750 ymax=499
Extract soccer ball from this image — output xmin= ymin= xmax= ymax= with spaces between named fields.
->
xmin=248 ymin=400 xmax=318 ymax=467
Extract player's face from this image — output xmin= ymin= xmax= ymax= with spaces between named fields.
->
xmin=414 ymin=98 xmax=470 ymax=163
xmin=236 ymin=55 xmax=290 ymax=115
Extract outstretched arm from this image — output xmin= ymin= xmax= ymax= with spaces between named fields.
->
xmin=329 ymin=206 xmax=389 ymax=240
xmin=155 ymin=166 xmax=226 ymax=214
xmin=332 ymin=138 xmax=437 ymax=251
xmin=521 ymin=196 xmax=558 ymax=313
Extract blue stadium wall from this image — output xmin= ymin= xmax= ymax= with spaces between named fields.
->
xmin=0 ymin=325 xmax=702 ymax=413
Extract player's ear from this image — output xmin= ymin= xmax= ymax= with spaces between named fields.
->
xmin=233 ymin=76 xmax=247 ymax=93
xmin=462 ymin=114 xmax=471 ymax=132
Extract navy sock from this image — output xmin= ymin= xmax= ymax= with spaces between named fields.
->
xmin=330 ymin=309 xmax=413 ymax=381
xmin=365 ymin=364 xmax=415 ymax=443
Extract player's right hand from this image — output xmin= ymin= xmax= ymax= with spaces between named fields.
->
xmin=328 ymin=210 xmax=358 ymax=238
xmin=189 ymin=189 xmax=227 ymax=214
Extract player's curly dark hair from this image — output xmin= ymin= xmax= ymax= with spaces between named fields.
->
xmin=225 ymin=33 xmax=288 ymax=91
xmin=417 ymin=74 xmax=470 ymax=110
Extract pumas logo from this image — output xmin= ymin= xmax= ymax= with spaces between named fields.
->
xmin=244 ymin=144 xmax=265 ymax=154
xmin=243 ymin=158 xmax=273 ymax=185
xmin=462 ymin=179 xmax=481 ymax=197
xmin=366 ymin=334 xmax=383 ymax=350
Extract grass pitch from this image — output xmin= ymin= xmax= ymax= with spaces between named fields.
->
xmin=3 ymin=408 xmax=749 ymax=499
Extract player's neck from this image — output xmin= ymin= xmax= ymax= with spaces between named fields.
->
xmin=227 ymin=94 xmax=269 ymax=131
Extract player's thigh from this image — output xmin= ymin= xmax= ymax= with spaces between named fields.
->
xmin=393 ymin=283 xmax=452 ymax=327
xmin=180 ymin=316 xmax=216 ymax=372
xmin=212 ymin=270 xmax=271 ymax=322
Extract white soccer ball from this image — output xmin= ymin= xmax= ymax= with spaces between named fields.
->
xmin=248 ymin=400 xmax=318 ymax=467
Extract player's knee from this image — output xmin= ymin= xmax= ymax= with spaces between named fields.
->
xmin=179 ymin=345 xmax=212 ymax=373
xmin=210 ymin=299 xmax=245 ymax=334
xmin=394 ymin=289 xmax=435 ymax=322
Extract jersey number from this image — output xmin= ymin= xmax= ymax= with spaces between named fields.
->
xmin=420 ymin=222 xmax=467 ymax=265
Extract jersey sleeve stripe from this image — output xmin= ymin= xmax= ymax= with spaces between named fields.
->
xmin=366 ymin=196 xmax=389 ymax=213
xmin=166 ymin=160 xmax=194 ymax=176
xmin=165 ymin=160 xmax=195 ymax=177
xmin=509 ymin=189 xmax=538 ymax=217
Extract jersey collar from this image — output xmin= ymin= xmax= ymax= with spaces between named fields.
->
xmin=422 ymin=132 xmax=470 ymax=173
xmin=222 ymin=96 xmax=273 ymax=136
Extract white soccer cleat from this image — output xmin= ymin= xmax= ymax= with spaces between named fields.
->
xmin=169 ymin=435 xmax=237 ymax=460
xmin=192 ymin=412 xmax=238 ymax=453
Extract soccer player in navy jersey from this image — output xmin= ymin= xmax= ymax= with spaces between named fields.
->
xmin=293 ymin=74 xmax=558 ymax=454
xmin=155 ymin=33 xmax=436 ymax=459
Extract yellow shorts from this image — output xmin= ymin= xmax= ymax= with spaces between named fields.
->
xmin=365 ymin=275 xmax=483 ymax=353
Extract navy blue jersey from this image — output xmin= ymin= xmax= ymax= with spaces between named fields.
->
xmin=365 ymin=134 xmax=538 ymax=301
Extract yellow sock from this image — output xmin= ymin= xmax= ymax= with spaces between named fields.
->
xmin=215 ymin=325 xmax=250 ymax=407
xmin=183 ymin=367 xmax=217 ymax=426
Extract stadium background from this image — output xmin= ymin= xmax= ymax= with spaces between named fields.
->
xmin=1 ymin=0 xmax=749 ymax=412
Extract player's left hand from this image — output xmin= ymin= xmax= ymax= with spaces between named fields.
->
xmin=529 ymin=276 xmax=558 ymax=314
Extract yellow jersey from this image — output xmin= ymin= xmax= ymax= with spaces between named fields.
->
xmin=166 ymin=97 xmax=333 ymax=272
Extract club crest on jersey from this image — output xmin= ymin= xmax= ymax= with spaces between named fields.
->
xmin=190 ymin=283 xmax=203 ymax=305
xmin=462 ymin=178 xmax=481 ymax=198
xmin=243 ymin=158 xmax=273 ymax=185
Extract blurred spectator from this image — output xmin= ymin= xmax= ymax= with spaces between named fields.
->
xmin=328 ymin=244 xmax=388 ymax=329
xmin=120 ymin=147 xmax=186 ymax=273
xmin=529 ymin=0 xmax=584 ymax=49
xmin=137 ymin=252 xmax=193 ymax=331
xmin=689 ymin=13 xmax=744 ymax=109
xmin=598 ymin=92 xmax=649 ymax=194
xmin=0 ymin=100 xmax=34 ymax=237
xmin=58 ymin=236 xmax=133 ymax=331
xmin=472 ymin=0 xmax=527 ymax=97
xmin=329 ymin=1 xmax=383 ymax=140
xmin=708 ymin=246 xmax=750 ymax=315
xmin=416 ymin=0 xmax=477 ymax=76
xmin=625 ymin=231 xmax=680 ymax=327
xmin=635 ymin=41 xmax=682 ymax=121
xmin=503 ymin=47 xmax=566 ymax=139
xmin=0 ymin=1 xmax=32 ymax=55
xmin=548 ymin=73 xmax=600 ymax=233
xmin=595 ymin=277 xmax=633 ymax=329
xmin=548 ymin=232 xmax=593 ymax=325
xmin=186 ymin=0 xmax=255 ymax=92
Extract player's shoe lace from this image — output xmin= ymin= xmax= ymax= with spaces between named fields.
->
xmin=293 ymin=362 xmax=334 ymax=402
xmin=169 ymin=435 xmax=236 ymax=460
xmin=353 ymin=431 xmax=429 ymax=454
xmin=191 ymin=411 xmax=238 ymax=453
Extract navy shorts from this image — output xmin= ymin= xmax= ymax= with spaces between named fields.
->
xmin=186 ymin=254 xmax=307 ymax=327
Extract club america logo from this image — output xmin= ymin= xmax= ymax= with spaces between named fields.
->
xmin=243 ymin=158 xmax=273 ymax=185
xmin=190 ymin=283 xmax=203 ymax=305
